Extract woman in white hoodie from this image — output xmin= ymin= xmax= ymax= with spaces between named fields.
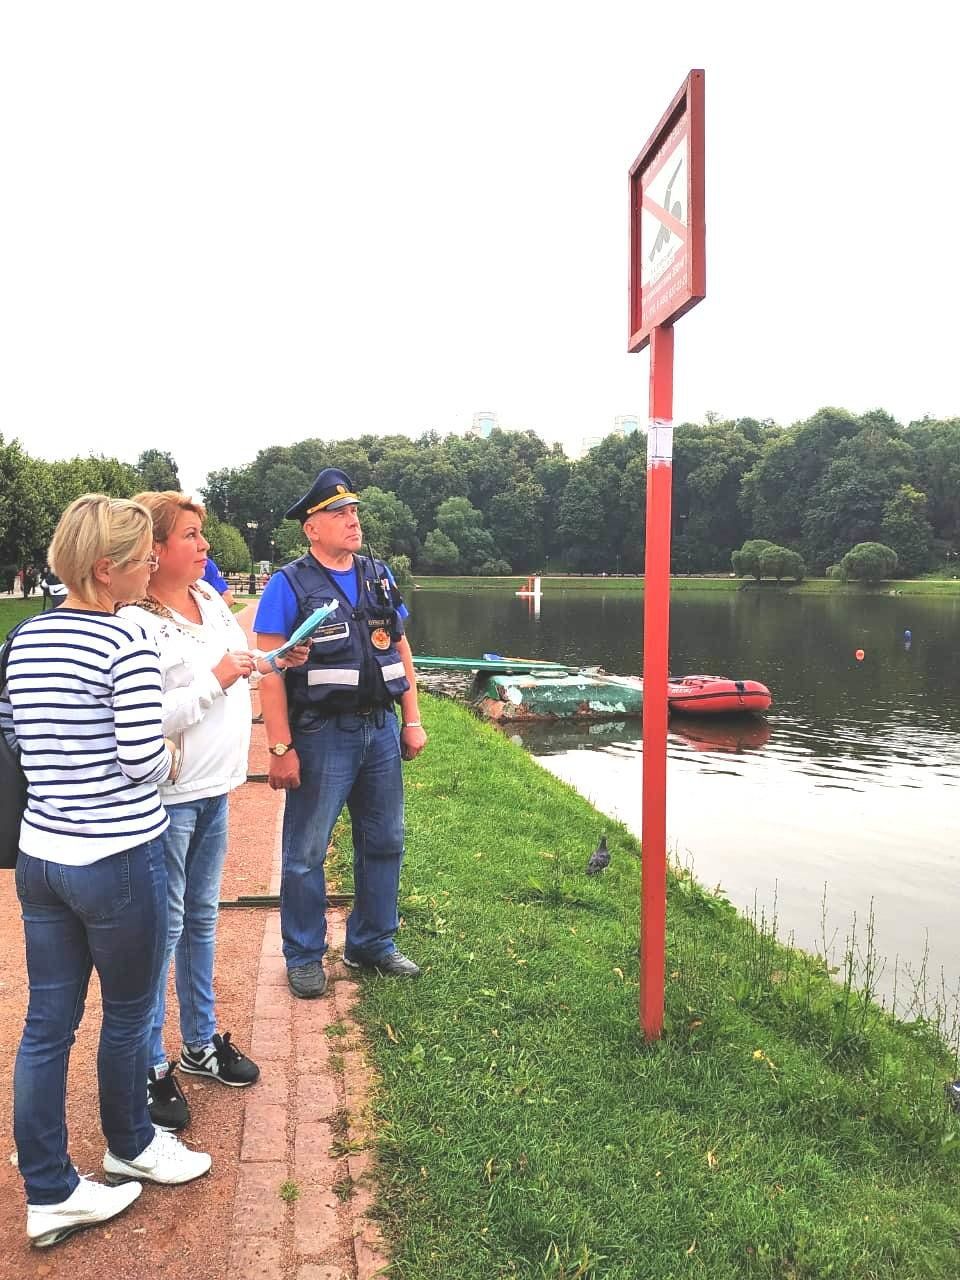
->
xmin=122 ymin=491 xmax=307 ymax=1132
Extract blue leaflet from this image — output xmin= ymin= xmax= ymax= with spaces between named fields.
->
xmin=262 ymin=601 xmax=340 ymax=662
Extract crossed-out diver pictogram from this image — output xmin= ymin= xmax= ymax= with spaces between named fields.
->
xmin=647 ymin=157 xmax=684 ymax=262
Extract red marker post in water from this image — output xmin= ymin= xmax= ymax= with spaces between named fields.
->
xmin=628 ymin=71 xmax=706 ymax=1040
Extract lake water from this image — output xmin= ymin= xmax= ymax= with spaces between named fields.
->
xmin=406 ymin=587 xmax=960 ymax=1010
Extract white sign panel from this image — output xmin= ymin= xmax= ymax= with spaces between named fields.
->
xmin=639 ymin=135 xmax=688 ymax=290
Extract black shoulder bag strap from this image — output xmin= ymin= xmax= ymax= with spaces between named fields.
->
xmin=0 ymin=620 xmax=30 ymax=869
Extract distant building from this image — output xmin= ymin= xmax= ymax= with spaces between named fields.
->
xmin=614 ymin=415 xmax=642 ymax=436
xmin=467 ymin=410 xmax=497 ymax=439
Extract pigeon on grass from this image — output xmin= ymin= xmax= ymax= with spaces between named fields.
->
xmin=586 ymin=835 xmax=610 ymax=876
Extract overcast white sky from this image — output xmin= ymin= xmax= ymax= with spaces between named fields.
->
xmin=2 ymin=2 xmax=957 ymax=496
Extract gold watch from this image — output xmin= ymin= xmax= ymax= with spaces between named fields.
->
xmin=268 ymin=742 xmax=293 ymax=757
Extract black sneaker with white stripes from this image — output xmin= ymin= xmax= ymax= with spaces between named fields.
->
xmin=179 ymin=1032 xmax=260 ymax=1087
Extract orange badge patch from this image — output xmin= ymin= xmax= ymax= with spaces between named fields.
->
xmin=370 ymin=628 xmax=391 ymax=650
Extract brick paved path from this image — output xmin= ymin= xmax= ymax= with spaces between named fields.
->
xmin=227 ymin=785 xmax=391 ymax=1280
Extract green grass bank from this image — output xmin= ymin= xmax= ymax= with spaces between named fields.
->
xmin=339 ymin=695 xmax=960 ymax=1279
xmin=412 ymin=575 xmax=960 ymax=597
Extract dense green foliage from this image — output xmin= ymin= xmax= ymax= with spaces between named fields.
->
xmin=840 ymin=542 xmax=899 ymax=585
xmin=0 ymin=434 xmax=248 ymax=575
xmin=203 ymin=514 xmax=252 ymax=573
xmin=731 ymin=539 xmax=777 ymax=581
xmin=337 ymin=696 xmax=960 ymax=1279
xmin=3 ymin=406 xmax=960 ymax=577
xmin=134 ymin=448 xmax=181 ymax=492
xmin=198 ymin=408 xmax=959 ymax=575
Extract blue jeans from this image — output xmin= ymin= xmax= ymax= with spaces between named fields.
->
xmin=14 ymin=838 xmax=167 ymax=1204
xmin=149 ymin=793 xmax=228 ymax=1067
xmin=282 ymin=710 xmax=405 ymax=967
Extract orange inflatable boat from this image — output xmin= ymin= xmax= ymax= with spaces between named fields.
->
xmin=667 ymin=674 xmax=772 ymax=715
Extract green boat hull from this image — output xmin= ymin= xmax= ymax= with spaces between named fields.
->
xmin=475 ymin=671 xmax=643 ymax=721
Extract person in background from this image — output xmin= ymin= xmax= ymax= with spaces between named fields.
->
xmin=0 ymin=494 xmax=211 ymax=1250
xmin=201 ymin=556 xmax=235 ymax=607
xmin=39 ymin=566 xmax=68 ymax=611
xmin=255 ymin=467 xmax=427 ymax=999
xmin=120 ymin=492 xmax=309 ymax=1132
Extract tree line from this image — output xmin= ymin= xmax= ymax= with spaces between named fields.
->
xmin=0 ymin=446 xmax=247 ymax=586
xmin=3 ymin=408 xmax=959 ymax=580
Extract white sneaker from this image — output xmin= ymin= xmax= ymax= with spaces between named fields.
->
xmin=27 ymin=1174 xmax=142 ymax=1247
xmin=103 ymin=1127 xmax=211 ymax=1186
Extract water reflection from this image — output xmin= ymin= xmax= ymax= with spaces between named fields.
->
xmin=407 ymin=588 xmax=960 ymax=1002
xmin=509 ymin=713 xmax=772 ymax=758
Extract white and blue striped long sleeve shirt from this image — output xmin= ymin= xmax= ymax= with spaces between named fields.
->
xmin=0 ymin=609 xmax=170 ymax=864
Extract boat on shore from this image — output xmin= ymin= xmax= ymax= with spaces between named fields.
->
xmin=412 ymin=656 xmax=771 ymax=722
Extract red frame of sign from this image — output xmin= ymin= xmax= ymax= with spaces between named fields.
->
xmin=628 ymin=70 xmax=705 ymax=353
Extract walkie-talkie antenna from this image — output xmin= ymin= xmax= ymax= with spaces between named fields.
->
xmin=365 ymin=537 xmax=391 ymax=609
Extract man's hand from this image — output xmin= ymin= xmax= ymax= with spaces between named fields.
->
xmin=268 ymin=748 xmax=301 ymax=790
xmin=254 ymin=642 xmax=312 ymax=675
xmin=278 ymin=642 xmax=312 ymax=669
xmin=400 ymin=723 xmax=427 ymax=761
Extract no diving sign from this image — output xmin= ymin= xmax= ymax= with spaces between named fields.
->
xmin=628 ymin=71 xmax=705 ymax=351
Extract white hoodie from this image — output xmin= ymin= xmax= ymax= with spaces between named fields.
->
xmin=120 ymin=582 xmax=252 ymax=805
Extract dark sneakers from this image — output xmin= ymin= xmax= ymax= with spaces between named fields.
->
xmin=343 ymin=949 xmax=421 ymax=978
xmin=147 ymin=1063 xmax=190 ymax=1131
xmin=179 ymin=1032 xmax=260 ymax=1087
xmin=287 ymin=961 xmax=327 ymax=999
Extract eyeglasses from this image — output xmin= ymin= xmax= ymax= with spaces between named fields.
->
xmin=120 ymin=555 xmax=160 ymax=570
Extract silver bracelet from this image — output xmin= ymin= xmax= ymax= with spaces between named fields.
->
xmin=402 ymin=720 xmax=421 ymax=728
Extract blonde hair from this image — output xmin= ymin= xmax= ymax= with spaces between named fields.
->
xmin=132 ymin=491 xmax=207 ymax=544
xmin=49 ymin=494 xmax=154 ymax=607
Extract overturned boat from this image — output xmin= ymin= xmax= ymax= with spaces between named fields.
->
xmin=412 ymin=656 xmax=771 ymax=722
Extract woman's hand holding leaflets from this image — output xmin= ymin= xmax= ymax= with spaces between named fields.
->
xmin=213 ymin=651 xmax=257 ymax=689
xmin=214 ymin=642 xmax=311 ymax=691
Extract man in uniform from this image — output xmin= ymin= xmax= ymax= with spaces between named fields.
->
xmin=254 ymin=468 xmax=427 ymax=998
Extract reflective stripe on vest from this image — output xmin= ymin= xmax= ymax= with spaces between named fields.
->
xmin=378 ymin=660 xmax=405 ymax=683
xmin=307 ymin=668 xmax=361 ymax=686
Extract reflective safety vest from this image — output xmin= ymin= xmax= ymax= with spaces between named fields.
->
xmin=280 ymin=553 xmax=409 ymax=714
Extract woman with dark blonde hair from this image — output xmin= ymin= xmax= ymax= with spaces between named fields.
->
xmin=0 ymin=494 xmax=211 ymax=1249
xmin=121 ymin=491 xmax=307 ymax=1131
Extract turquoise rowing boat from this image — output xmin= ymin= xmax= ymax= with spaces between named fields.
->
xmin=413 ymin=655 xmax=571 ymax=675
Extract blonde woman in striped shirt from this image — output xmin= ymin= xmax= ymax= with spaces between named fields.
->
xmin=1 ymin=495 xmax=211 ymax=1249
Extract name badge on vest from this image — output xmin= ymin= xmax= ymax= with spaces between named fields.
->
xmin=370 ymin=627 xmax=391 ymax=651
xmin=312 ymin=621 xmax=350 ymax=644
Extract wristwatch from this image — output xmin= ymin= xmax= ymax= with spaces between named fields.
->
xmin=268 ymin=742 xmax=293 ymax=757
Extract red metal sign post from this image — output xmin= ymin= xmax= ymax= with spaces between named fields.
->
xmin=628 ymin=71 xmax=705 ymax=1041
